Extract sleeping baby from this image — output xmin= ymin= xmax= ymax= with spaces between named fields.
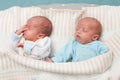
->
xmin=9 ymin=16 xmax=52 ymax=60
xmin=46 ymin=17 xmax=108 ymax=62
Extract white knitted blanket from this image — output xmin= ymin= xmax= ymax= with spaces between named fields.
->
xmin=0 ymin=5 xmax=120 ymax=80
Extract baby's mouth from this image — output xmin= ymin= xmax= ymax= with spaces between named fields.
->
xmin=23 ymin=32 xmax=26 ymax=36
xmin=23 ymin=31 xmax=26 ymax=34
xmin=76 ymin=34 xmax=80 ymax=38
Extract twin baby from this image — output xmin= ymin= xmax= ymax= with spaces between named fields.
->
xmin=10 ymin=16 xmax=108 ymax=62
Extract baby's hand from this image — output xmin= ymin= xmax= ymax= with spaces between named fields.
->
xmin=45 ymin=57 xmax=53 ymax=62
xmin=16 ymin=25 xmax=28 ymax=35
xmin=17 ymin=43 xmax=24 ymax=48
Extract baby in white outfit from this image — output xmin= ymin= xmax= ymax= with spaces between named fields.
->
xmin=10 ymin=16 xmax=52 ymax=60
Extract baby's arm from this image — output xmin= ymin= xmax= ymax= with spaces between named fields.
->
xmin=31 ymin=37 xmax=51 ymax=58
xmin=17 ymin=43 xmax=24 ymax=48
xmin=10 ymin=26 xmax=27 ymax=48
xmin=50 ymin=41 xmax=73 ymax=63
xmin=45 ymin=57 xmax=53 ymax=62
xmin=9 ymin=28 xmax=24 ymax=49
xmin=24 ymin=37 xmax=51 ymax=59
xmin=97 ymin=41 xmax=108 ymax=55
xmin=15 ymin=25 xmax=28 ymax=35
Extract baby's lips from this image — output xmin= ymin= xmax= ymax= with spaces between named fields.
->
xmin=76 ymin=34 xmax=80 ymax=38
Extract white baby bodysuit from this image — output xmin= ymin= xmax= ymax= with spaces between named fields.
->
xmin=10 ymin=32 xmax=51 ymax=60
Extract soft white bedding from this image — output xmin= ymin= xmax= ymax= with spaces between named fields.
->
xmin=0 ymin=4 xmax=120 ymax=80
xmin=7 ymin=48 xmax=113 ymax=74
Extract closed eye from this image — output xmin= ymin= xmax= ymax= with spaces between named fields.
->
xmin=82 ymin=27 xmax=88 ymax=32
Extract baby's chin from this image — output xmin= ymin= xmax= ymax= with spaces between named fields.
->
xmin=76 ymin=39 xmax=90 ymax=44
xmin=24 ymin=37 xmax=37 ymax=42
xmin=23 ymin=35 xmax=30 ymax=41
xmin=75 ymin=38 xmax=82 ymax=43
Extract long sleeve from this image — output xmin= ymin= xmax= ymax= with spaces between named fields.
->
xmin=97 ymin=41 xmax=108 ymax=55
xmin=24 ymin=37 xmax=51 ymax=59
xmin=52 ymin=40 xmax=73 ymax=63
xmin=9 ymin=32 xmax=22 ymax=51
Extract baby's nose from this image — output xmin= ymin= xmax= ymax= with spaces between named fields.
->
xmin=24 ymin=25 xmax=28 ymax=27
xmin=76 ymin=31 xmax=81 ymax=34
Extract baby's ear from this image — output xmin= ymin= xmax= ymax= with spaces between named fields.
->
xmin=38 ymin=33 xmax=45 ymax=39
xmin=92 ymin=34 xmax=99 ymax=41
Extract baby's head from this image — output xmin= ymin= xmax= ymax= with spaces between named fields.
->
xmin=23 ymin=16 xmax=52 ymax=41
xmin=74 ymin=17 xmax=102 ymax=44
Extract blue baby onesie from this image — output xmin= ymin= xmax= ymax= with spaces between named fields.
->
xmin=52 ymin=39 xmax=108 ymax=62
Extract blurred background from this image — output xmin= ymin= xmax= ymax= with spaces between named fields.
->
xmin=0 ymin=0 xmax=120 ymax=10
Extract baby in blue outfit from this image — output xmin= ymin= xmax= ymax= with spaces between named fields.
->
xmin=46 ymin=17 xmax=108 ymax=62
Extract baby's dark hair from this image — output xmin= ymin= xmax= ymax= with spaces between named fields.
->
xmin=32 ymin=16 xmax=52 ymax=36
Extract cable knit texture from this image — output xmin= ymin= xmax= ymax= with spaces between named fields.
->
xmin=0 ymin=6 xmax=117 ymax=80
